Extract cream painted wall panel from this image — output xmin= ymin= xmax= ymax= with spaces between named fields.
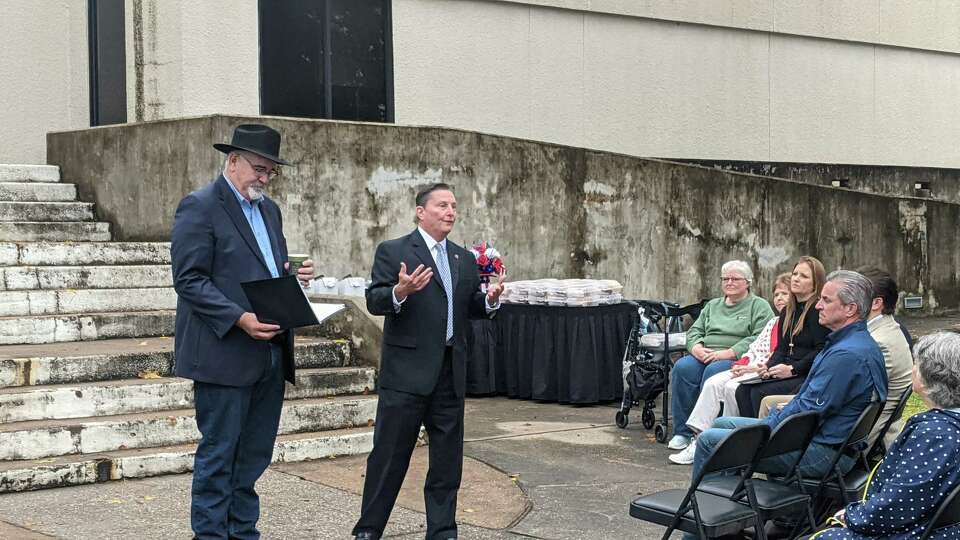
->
xmin=527 ymin=9 xmax=585 ymax=146
xmin=594 ymin=0 xmax=774 ymax=30
xmin=773 ymin=0 xmax=879 ymax=44
xmin=177 ymin=2 xmax=259 ymax=117
xmin=769 ymin=36 xmax=876 ymax=163
xmin=497 ymin=0 xmax=960 ymax=54
xmin=581 ymin=16 xmax=770 ymax=159
xmin=132 ymin=0 xmax=185 ymax=121
xmin=393 ymin=0 xmax=531 ymax=137
xmin=497 ymin=0 xmax=776 ymax=31
xmin=1 ymin=0 xmax=87 ymax=163
xmin=126 ymin=0 xmax=258 ymax=122
xmin=874 ymin=48 xmax=960 ymax=168
xmin=879 ymin=0 xmax=960 ymax=52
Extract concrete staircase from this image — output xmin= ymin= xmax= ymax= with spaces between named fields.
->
xmin=0 ymin=164 xmax=377 ymax=493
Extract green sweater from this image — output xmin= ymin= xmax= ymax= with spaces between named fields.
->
xmin=686 ymin=294 xmax=774 ymax=358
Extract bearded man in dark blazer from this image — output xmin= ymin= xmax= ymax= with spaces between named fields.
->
xmin=171 ymin=124 xmax=314 ymax=540
xmin=352 ymin=183 xmax=505 ymax=540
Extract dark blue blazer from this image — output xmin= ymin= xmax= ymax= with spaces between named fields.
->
xmin=171 ymin=176 xmax=295 ymax=386
xmin=366 ymin=230 xmax=489 ymax=397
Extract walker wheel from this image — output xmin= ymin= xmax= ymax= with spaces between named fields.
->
xmin=615 ymin=410 xmax=629 ymax=429
xmin=654 ymin=424 xmax=668 ymax=443
xmin=642 ymin=409 xmax=656 ymax=429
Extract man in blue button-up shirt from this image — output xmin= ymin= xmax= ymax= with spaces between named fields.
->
xmin=690 ymin=270 xmax=887 ymax=481
xmin=172 ymin=124 xmax=315 ymax=540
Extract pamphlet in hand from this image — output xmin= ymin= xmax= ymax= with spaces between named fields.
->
xmin=241 ymin=274 xmax=346 ymax=330
xmin=731 ymin=371 xmax=763 ymax=385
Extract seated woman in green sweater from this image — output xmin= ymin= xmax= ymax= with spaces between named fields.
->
xmin=667 ymin=260 xmax=774 ymax=452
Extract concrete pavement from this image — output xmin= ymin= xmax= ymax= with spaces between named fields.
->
xmin=0 ymin=397 xmax=685 ymax=539
xmin=1 ymin=314 xmax=954 ymax=539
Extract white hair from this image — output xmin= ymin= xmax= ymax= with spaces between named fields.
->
xmin=223 ymin=151 xmax=239 ymax=171
xmin=721 ymin=260 xmax=753 ymax=283
xmin=915 ymin=330 xmax=960 ymax=409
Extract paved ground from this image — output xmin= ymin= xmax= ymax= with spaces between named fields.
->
xmin=0 ymin=397 xmax=685 ymax=539
xmin=1 ymin=313 xmax=954 ymax=539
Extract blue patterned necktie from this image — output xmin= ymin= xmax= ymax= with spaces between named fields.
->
xmin=434 ymin=243 xmax=454 ymax=342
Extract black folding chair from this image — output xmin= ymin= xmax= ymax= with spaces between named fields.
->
xmin=866 ymin=386 xmax=913 ymax=464
xmin=699 ymin=411 xmax=821 ymax=535
xmin=801 ymin=401 xmax=884 ymax=515
xmin=921 ymin=482 xmax=960 ymax=539
xmin=629 ymin=423 xmax=770 ymax=539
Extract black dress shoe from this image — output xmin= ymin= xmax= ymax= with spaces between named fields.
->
xmin=355 ymin=531 xmax=379 ymax=540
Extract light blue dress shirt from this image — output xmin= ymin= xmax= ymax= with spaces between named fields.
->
xmin=224 ymin=173 xmax=280 ymax=279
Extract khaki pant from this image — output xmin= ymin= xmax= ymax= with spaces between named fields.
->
xmin=758 ymin=394 xmax=795 ymax=419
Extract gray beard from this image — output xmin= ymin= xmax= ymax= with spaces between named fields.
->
xmin=247 ymin=186 xmax=265 ymax=200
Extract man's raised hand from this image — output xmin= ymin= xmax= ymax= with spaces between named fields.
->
xmin=394 ymin=262 xmax=433 ymax=302
xmin=486 ymin=268 xmax=507 ymax=305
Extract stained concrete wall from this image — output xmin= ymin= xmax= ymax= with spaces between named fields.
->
xmin=47 ymin=115 xmax=960 ymax=313
xmin=673 ymin=160 xmax=960 ymax=205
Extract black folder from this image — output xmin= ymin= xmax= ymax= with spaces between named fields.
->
xmin=240 ymin=274 xmax=344 ymax=330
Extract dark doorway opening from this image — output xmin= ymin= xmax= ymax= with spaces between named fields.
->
xmin=88 ymin=0 xmax=127 ymax=126
xmin=259 ymin=0 xmax=393 ymax=123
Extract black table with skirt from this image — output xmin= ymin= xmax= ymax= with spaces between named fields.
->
xmin=466 ymin=303 xmax=635 ymax=404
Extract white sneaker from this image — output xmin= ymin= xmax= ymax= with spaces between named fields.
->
xmin=668 ymin=440 xmax=697 ymax=465
xmin=667 ymin=435 xmax=690 ymax=450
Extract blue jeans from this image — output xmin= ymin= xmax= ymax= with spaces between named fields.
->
xmin=670 ymin=355 xmax=733 ymax=438
xmin=191 ymin=347 xmax=286 ymax=540
xmin=691 ymin=416 xmax=854 ymax=481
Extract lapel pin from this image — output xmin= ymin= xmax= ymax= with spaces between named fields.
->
xmin=454 ymin=254 xmax=459 ymax=259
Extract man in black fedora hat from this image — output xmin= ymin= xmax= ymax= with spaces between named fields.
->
xmin=171 ymin=123 xmax=314 ymax=539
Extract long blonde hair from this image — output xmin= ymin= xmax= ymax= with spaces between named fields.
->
xmin=782 ymin=256 xmax=827 ymax=339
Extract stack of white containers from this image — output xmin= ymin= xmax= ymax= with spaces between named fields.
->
xmin=502 ymin=279 xmax=624 ymax=306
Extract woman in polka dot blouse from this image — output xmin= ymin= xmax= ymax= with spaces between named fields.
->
xmin=814 ymin=329 xmax=960 ymax=539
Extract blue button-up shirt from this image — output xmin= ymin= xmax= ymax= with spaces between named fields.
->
xmin=767 ymin=320 xmax=888 ymax=445
xmin=224 ymin=173 xmax=279 ymax=278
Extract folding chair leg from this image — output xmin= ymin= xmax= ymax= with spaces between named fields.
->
xmin=691 ymin=499 xmax=708 ymax=539
xmin=805 ymin=504 xmax=819 ymax=534
xmin=752 ymin=515 xmax=768 ymax=540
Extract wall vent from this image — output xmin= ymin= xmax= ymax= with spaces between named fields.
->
xmin=904 ymin=296 xmax=923 ymax=309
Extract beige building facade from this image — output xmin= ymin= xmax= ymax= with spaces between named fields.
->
xmin=4 ymin=0 xmax=960 ymax=169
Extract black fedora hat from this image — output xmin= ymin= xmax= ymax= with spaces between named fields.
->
xmin=214 ymin=124 xmax=290 ymax=165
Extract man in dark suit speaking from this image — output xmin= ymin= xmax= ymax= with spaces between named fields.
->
xmin=171 ymin=124 xmax=314 ymax=539
xmin=352 ymin=183 xmax=505 ymax=540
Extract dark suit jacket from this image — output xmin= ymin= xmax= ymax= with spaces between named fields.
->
xmin=366 ymin=230 xmax=489 ymax=397
xmin=171 ymin=176 xmax=295 ymax=387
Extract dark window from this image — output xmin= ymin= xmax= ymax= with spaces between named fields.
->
xmin=259 ymin=0 xmax=393 ymax=123
xmin=88 ymin=0 xmax=127 ymax=126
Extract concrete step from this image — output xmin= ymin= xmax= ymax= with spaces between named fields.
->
xmin=0 ymin=366 xmax=376 ymax=423
xmin=0 ymin=241 xmax=170 ymax=266
xmin=0 ymin=287 xmax=176 ymax=317
xmin=0 ymin=394 xmax=377 ymax=460
xmin=0 ymin=222 xmax=110 ymax=242
xmin=0 ymin=182 xmax=76 ymax=202
xmin=0 ymin=202 xmax=94 ymax=222
xmin=0 ymin=426 xmax=373 ymax=493
xmin=0 ymin=309 xmax=175 ymax=345
xmin=0 ymin=165 xmax=60 ymax=183
xmin=0 ymin=265 xmax=172 ymax=291
xmin=0 ymin=336 xmax=353 ymax=388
